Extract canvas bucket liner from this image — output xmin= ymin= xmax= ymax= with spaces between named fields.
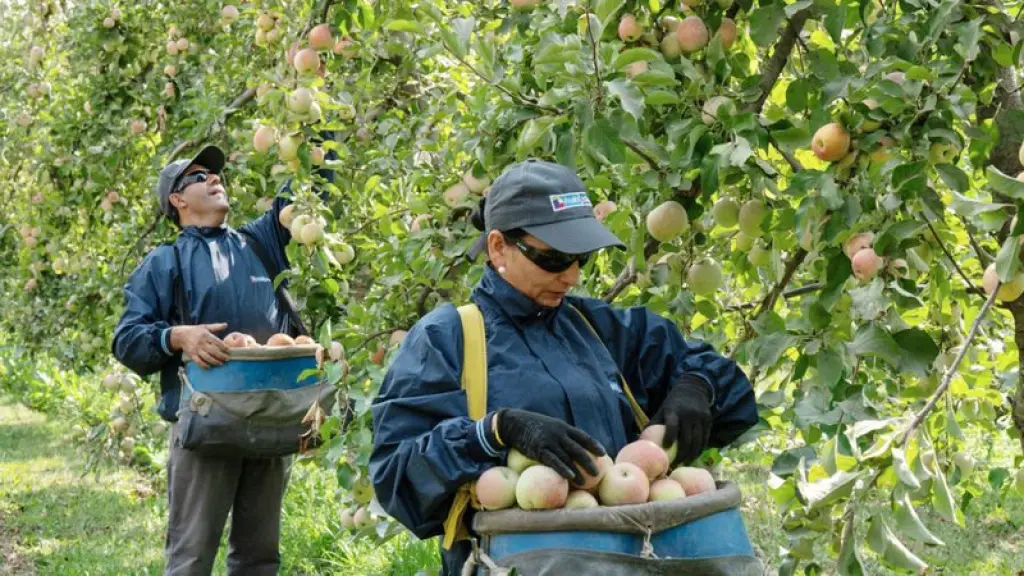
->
xmin=466 ymin=481 xmax=765 ymax=576
xmin=176 ymin=345 xmax=335 ymax=458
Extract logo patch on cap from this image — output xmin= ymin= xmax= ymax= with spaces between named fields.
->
xmin=549 ymin=192 xmax=592 ymax=212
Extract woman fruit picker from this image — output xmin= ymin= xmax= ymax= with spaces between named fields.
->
xmin=369 ymin=159 xmax=758 ymax=575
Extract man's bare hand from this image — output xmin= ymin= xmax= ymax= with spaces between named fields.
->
xmin=170 ymin=323 xmax=230 ymax=369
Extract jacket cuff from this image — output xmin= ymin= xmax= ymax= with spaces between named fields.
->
xmin=680 ymin=372 xmax=716 ymax=407
xmin=159 ymin=328 xmax=174 ymax=356
xmin=468 ymin=412 xmax=504 ymax=461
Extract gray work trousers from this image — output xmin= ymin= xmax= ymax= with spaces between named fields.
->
xmin=165 ymin=426 xmax=290 ymax=576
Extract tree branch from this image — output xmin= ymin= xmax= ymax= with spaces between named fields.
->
xmin=900 ymin=287 xmax=998 ymax=446
xmin=767 ymin=130 xmax=804 ymax=172
xmin=440 ymin=45 xmax=561 ymax=115
xmin=756 ymin=248 xmax=808 ymax=318
xmin=745 ymin=10 xmax=810 ymax=115
xmin=585 ymin=3 xmax=604 ymax=106
xmin=601 ymin=238 xmax=661 ymax=302
xmin=726 ymin=283 xmax=823 ymax=311
xmin=922 ymin=212 xmax=981 ymax=295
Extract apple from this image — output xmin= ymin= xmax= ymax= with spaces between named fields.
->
xmin=564 ymin=490 xmax=599 ymax=509
xmin=748 ymin=242 xmax=770 ymax=267
xmin=119 ymin=398 xmax=134 ymax=415
xmin=309 ymin=23 xmax=334 ymax=51
xmin=593 ymin=200 xmax=617 ymax=222
xmin=103 ymin=374 xmax=121 ymax=391
xmin=687 ymin=259 xmax=723 ymax=295
xmin=119 ymin=376 xmax=136 ymax=394
xmin=164 ymin=82 xmax=176 ymax=98
xmin=711 ymin=197 xmax=739 ymax=228
xmin=267 ymin=333 xmax=296 ymax=347
xmin=811 ymin=123 xmax=851 ymax=162
xmin=670 ymin=467 xmax=716 ymax=495
xmin=623 ymin=61 xmax=648 ymax=79
xmin=120 ymin=437 xmax=135 ymax=453
xmin=475 ymin=466 xmax=520 ymax=510
xmin=356 ymin=127 xmax=372 ymax=142
xmin=287 ymin=88 xmax=315 ymax=114
xmin=339 ymin=507 xmax=355 ymax=529
xmin=701 ymin=96 xmax=733 ymax=125
xmin=103 ymin=17 xmax=115 ymax=28
xmin=659 ymin=16 xmax=681 ymax=32
xmin=164 ymin=64 xmax=177 ymax=78
xmin=443 ymin=182 xmax=471 ymax=207
xmin=176 ymin=38 xmax=189 ymax=52
xmin=111 ymin=416 xmax=130 ymax=434
xmin=928 ymin=142 xmax=958 ymax=165
xmin=618 ymin=14 xmax=642 ymax=42
xmin=860 ymin=98 xmax=881 ymax=131
xmin=130 ymin=120 xmax=147 ymax=135
xmin=649 ymin=478 xmax=687 ymax=502
xmin=411 ymin=214 xmax=432 ymax=232
xmin=599 ymin=462 xmax=650 ymax=505
xmin=298 ymin=222 xmax=325 ymax=245
xmin=646 ymin=200 xmax=689 ymax=242
xmin=885 ymin=71 xmax=906 ymax=84
xmin=290 ymin=214 xmax=312 ymax=239
xmin=676 ymin=16 xmax=709 ymax=54
xmin=257 ymin=13 xmax=276 ymax=31
xmin=639 ymin=424 xmax=678 ymax=463
xmin=507 ymin=448 xmax=539 ymax=473
xmin=953 ymin=451 xmax=975 ymax=476
xmin=715 ymin=18 xmax=737 ymax=49
xmin=310 ymin=146 xmax=325 ymax=165
xmin=1019 ymin=141 xmax=1024 ymax=167
xmin=462 ymin=170 xmax=490 ymax=194
xmin=23 ymin=277 xmax=36 ymax=292
xmin=278 ymin=132 xmax=303 ymax=161
xmin=253 ymin=125 xmax=277 ymax=153
xmin=370 ymin=346 xmax=387 ymax=365
xmin=352 ymin=506 xmax=374 ymax=528
xmin=278 ymin=204 xmax=296 ymax=229
xmin=515 ymin=465 xmax=569 ymax=510
xmin=577 ymin=453 xmax=613 ymax=491
xmin=332 ymin=243 xmax=355 ymax=265
xmin=266 ymin=27 xmax=281 ymax=43
xmin=221 ymin=5 xmax=239 ymax=24
xmin=294 ymin=48 xmax=320 ymax=75
xmin=983 ymin=263 xmax=1024 ymax=302
xmin=660 ymin=33 xmax=682 ymax=59
xmin=615 ymin=439 xmax=669 ymax=480
xmin=1017 ymin=171 xmax=1024 ymax=183
xmin=843 ymin=232 xmax=875 ymax=259
xmin=166 ymin=41 xmax=179 ymax=55
xmin=329 ymin=341 xmax=345 ymax=362
xmin=738 ymin=199 xmax=766 ymax=236
xmin=223 ymin=332 xmax=251 ymax=348
xmin=334 ymin=38 xmax=357 ymax=58
xmin=851 ymin=248 xmax=884 ymax=282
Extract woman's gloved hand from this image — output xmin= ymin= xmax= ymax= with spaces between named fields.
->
xmin=650 ymin=375 xmax=713 ymax=465
xmin=496 ymin=408 xmax=606 ymax=485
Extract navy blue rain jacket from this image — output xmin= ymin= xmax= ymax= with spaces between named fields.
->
xmin=370 ymin=264 xmax=757 ymax=544
xmin=112 ymin=159 xmax=335 ymax=422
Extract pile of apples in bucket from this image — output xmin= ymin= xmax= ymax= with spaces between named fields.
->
xmin=220 ymin=331 xmax=346 ymax=367
xmin=475 ymin=425 xmax=716 ymax=511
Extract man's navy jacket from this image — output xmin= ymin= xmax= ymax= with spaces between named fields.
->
xmin=112 ymin=161 xmax=335 ymax=422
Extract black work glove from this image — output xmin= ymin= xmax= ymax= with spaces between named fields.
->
xmin=497 ymin=408 xmax=606 ymax=486
xmin=650 ymin=375 xmax=713 ymax=466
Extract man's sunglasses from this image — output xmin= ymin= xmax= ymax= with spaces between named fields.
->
xmin=174 ymin=170 xmax=213 ymax=193
xmin=503 ymin=233 xmax=591 ymax=273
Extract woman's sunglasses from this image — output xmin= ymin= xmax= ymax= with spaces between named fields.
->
xmin=503 ymin=233 xmax=591 ymax=273
xmin=174 ymin=170 xmax=213 ymax=193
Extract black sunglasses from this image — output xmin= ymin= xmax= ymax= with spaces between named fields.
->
xmin=174 ymin=169 xmax=213 ymax=193
xmin=503 ymin=233 xmax=591 ymax=273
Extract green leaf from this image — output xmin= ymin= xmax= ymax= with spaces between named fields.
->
xmin=605 ymin=79 xmax=645 ymax=121
xmin=949 ymin=190 xmax=1008 ymax=217
xmin=585 ymin=119 xmax=626 ymax=165
xmin=874 ymin=221 xmax=924 ymax=256
xmin=748 ymin=4 xmax=786 ymax=48
xmin=892 ymin=448 xmax=921 ymax=490
xmin=799 ymin=470 xmax=860 ymax=512
xmin=837 ymin=515 xmax=866 ymax=576
xmin=611 ymin=48 xmax=660 ymax=70
xmin=892 ymin=328 xmax=939 ymax=377
xmin=935 ymin=164 xmax=969 ymax=193
xmin=825 ymin=4 xmax=847 ymax=45
xmin=894 ymin=493 xmax=945 ymax=546
xmin=849 ymin=324 xmax=900 ymax=366
xmin=594 ymin=0 xmax=626 ymax=25
xmin=987 ymin=166 xmax=1024 ymax=199
xmin=867 ymin=516 xmax=929 ymax=573
xmin=932 ymin=468 xmax=962 ymax=526
xmin=750 ymin=333 xmax=800 ymax=368
xmin=517 ymin=117 xmax=556 ymax=158
xmin=955 ymin=18 xmax=983 ymax=62
xmin=995 ymin=234 xmax=1021 ymax=282
xmin=385 ymin=19 xmax=424 ymax=34
xmin=645 ymin=91 xmax=681 ymax=106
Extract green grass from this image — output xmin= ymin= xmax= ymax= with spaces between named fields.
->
xmin=0 ymin=396 xmax=439 ymax=576
xmin=5 ymin=392 xmax=1024 ymax=575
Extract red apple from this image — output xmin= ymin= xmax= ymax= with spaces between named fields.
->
xmin=515 ymin=465 xmax=569 ymax=510
xmin=616 ymin=439 xmax=670 ymax=480
xmin=599 ymin=462 xmax=650 ymax=505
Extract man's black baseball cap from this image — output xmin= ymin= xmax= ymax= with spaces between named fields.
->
xmin=467 ymin=159 xmax=625 ymax=259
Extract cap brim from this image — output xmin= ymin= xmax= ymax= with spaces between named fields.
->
xmin=189 ymin=145 xmax=226 ymax=174
xmin=524 ymin=217 xmax=625 ymax=254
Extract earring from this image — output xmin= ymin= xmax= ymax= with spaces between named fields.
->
xmin=497 ymin=266 xmax=507 ymax=275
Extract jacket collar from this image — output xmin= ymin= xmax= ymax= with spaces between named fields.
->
xmin=473 ymin=264 xmax=562 ymax=323
xmin=181 ymin=224 xmax=229 ymax=239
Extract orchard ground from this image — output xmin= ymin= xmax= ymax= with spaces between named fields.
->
xmin=3 ymin=394 xmax=1024 ymax=575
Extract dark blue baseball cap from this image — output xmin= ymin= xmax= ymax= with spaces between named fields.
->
xmin=467 ymin=159 xmax=625 ymax=259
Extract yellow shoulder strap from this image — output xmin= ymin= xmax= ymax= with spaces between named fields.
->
xmin=568 ymin=304 xmax=649 ymax=430
xmin=442 ymin=304 xmax=488 ymax=550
